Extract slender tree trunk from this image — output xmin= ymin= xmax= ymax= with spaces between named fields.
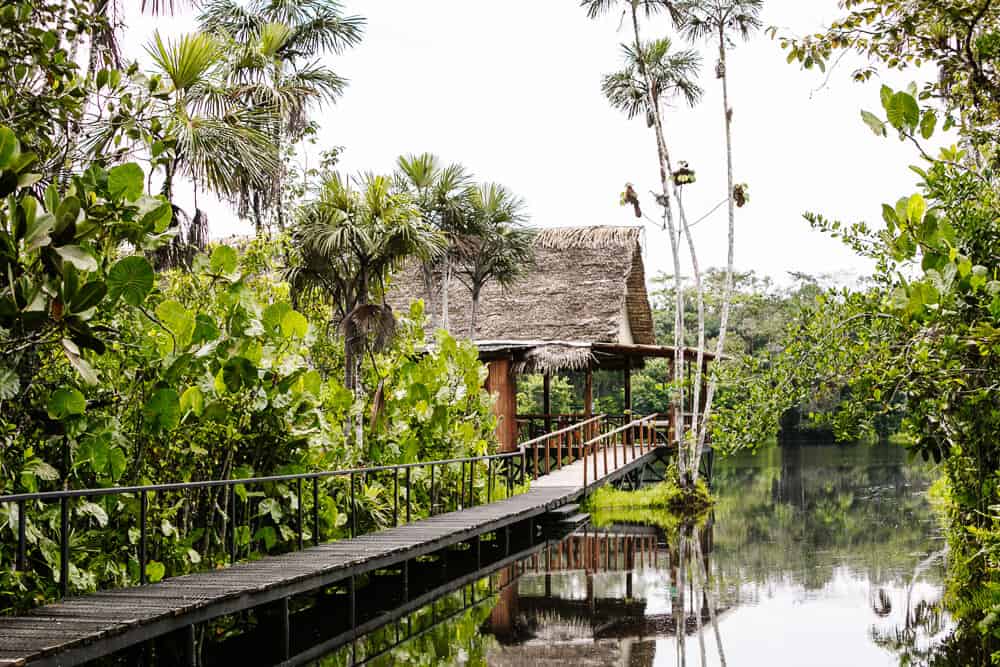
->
xmin=628 ymin=5 xmax=687 ymax=464
xmin=469 ymin=287 xmax=480 ymax=340
xmin=694 ymin=31 xmax=738 ymax=470
xmin=678 ymin=191 xmax=706 ymax=488
xmin=440 ymin=256 xmax=452 ymax=332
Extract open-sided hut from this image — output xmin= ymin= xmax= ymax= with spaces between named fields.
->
xmin=385 ymin=225 xmax=715 ymax=452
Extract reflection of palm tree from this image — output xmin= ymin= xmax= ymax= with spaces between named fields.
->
xmin=872 ymin=588 xmax=893 ymax=617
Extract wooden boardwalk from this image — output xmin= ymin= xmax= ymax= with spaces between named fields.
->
xmin=0 ymin=445 xmax=663 ymax=667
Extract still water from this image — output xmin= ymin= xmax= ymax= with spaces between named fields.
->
xmin=306 ymin=441 xmax=950 ymax=666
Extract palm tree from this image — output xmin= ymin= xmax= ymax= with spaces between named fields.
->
xmin=286 ymin=172 xmax=443 ymax=449
xmin=601 ymin=38 xmax=703 ymax=124
xmin=141 ymin=31 xmax=280 ymax=267
xmin=677 ymin=0 xmax=762 ymax=464
xmin=199 ymin=0 xmax=365 ymax=233
xmin=594 ymin=7 xmax=703 ymax=476
xmin=452 ymin=184 xmax=534 ymax=339
xmin=394 ymin=153 xmax=473 ymax=331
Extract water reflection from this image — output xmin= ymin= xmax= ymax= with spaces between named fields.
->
xmin=110 ymin=442 xmax=949 ymax=665
xmin=486 ymin=441 xmax=952 ymax=666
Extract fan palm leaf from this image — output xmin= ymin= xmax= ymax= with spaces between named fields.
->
xmin=146 ymin=32 xmax=222 ymax=93
xmin=602 ymin=38 xmax=703 ymax=119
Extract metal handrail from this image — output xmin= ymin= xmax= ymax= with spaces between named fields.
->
xmin=1 ymin=450 xmax=526 ymax=599
xmin=0 ymin=451 xmax=521 ymax=503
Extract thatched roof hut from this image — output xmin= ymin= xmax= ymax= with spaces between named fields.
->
xmin=386 ymin=225 xmax=656 ymax=354
xmin=385 ymin=224 xmax=716 ymax=452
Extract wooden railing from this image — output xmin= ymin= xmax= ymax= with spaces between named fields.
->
xmin=520 ymin=415 xmax=605 ymax=480
xmin=517 ymin=413 xmax=633 ymax=442
xmin=581 ymin=414 xmax=659 ymax=488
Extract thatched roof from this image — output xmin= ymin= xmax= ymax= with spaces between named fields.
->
xmin=385 ymin=225 xmax=657 ymax=346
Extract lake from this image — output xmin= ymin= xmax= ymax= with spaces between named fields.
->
xmin=303 ymin=441 xmax=951 ymax=666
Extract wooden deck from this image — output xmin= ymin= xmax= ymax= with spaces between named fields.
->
xmin=0 ymin=445 xmax=664 ymax=667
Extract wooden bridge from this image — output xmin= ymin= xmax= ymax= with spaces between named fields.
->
xmin=0 ymin=415 xmax=669 ymax=667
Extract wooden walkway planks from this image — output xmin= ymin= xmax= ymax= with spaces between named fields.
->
xmin=0 ymin=447 xmax=665 ymax=667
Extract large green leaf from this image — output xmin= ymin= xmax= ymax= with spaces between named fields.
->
xmin=180 ymin=386 xmax=204 ymax=416
xmin=47 ymin=387 xmax=86 ymax=420
xmin=222 ymin=357 xmax=257 ymax=392
xmin=280 ymin=310 xmax=309 ymax=339
xmin=886 ymin=92 xmax=919 ymax=131
xmin=108 ymin=163 xmax=144 ymax=201
xmin=55 ymin=245 xmax=98 ymax=272
xmin=860 ymin=110 xmax=886 ymax=137
xmin=0 ymin=125 xmax=19 ymax=169
xmin=0 ymin=365 xmax=20 ymax=400
xmin=155 ymin=299 xmax=195 ymax=351
xmin=210 ymin=245 xmax=238 ymax=274
xmin=107 ymin=256 xmax=154 ymax=306
xmin=69 ymin=281 xmax=108 ymax=313
xmin=144 ymin=388 xmax=181 ymax=430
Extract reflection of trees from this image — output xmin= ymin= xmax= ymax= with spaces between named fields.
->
xmin=710 ymin=442 xmax=945 ymax=594
xmin=869 ymin=596 xmax=946 ymax=665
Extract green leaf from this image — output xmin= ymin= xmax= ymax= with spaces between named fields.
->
xmin=77 ymin=501 xmax=108 ymax=528
xmin=145 ymin=561 xmax=166 ymax=583
xmin=210 ymin=245 xmax=238 ymax=274
xmin=280 ymin=310 xmax=309 ymax=339
xmin=55 ymin=245 xmax=98 ymax=272
xmin=254 ymin=526 xmax=277 ymax=550
xmin=63 ymin=344 xmax=99 ymax=385
xmin=139 ymin=200 xmax=172 ymax=233
xmin=180 ymin=386 xmax=204 ymax=416
xmin=144 ymin=388 xmax=181 ymax=430
xmin=69 ymin=281 xmax=108 ymax=313
xmin=879 ymin=85 xmax=893 ymax=111
xmin=222 ymin=357 xmax=257 ymax=392
xmin=55 ymin=196 xmax=81 ymax=234
xmin=108 ymin=163 xmax=144 ymax=201
xmin=155 ymin=299 xmax=195 ymax=351
xmin=887 ymin=92 xmax=919 ymax=130
xmin=920 ymin=110 xmax=937 ymax=140
xmin=47 ymin=387 xmax=86 ymax=420
xmin=108 ymin=448 xmax=127 ymax=481
xmin=107 ymin=256 xmax=154 ymax=306
xmin=0 ymin=125 xmax=19 ymax=169
xmin=971 ymin=265 xmax=989 ymax=291
xmin=906 ymin=194 xmax=926 ymax=225
xmin=262 ymin=302 xmax=292 ymax=333
xmin=860 ymin=110 xmax=886 ymax=136
xmin=0 ymin=365 xmax=20 ymax=400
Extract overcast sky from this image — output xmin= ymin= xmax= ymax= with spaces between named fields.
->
xmin=124 ymin=0 xmax=936 ymax=286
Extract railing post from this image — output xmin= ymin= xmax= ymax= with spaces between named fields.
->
xmin=60 ymin=496 xmax=69 ymax=598
xmin=545 ymin=437 xmax=551 ymax=475
xmin=393 ymin=468 xmax=399 ymax=526
xmin=488 ymin=458 xmax=494 ymax=503
xmin=631 ymin=422 xmax=637 ymax=460
xmin=533 ymin=442 xmax=539 ymax=480
xmin=230 ymin=485 xmax=237 ymax=564
xmin=429 ymin=464 xmax=435 ymax=517
xmin=297 ymin=478 xmax=304 ymax=551
xmin=350 ymin=471 xmax=357 ymax=538
xmin=405 ymin=466 xmax=411 ymax=523
xmin=603 ymin=433 xmax=609 ymax=477
xmin=16 ymin=499 xmax=26 ymax=572
xmin=612 ymin=430 xmax=618 ymax=469
xmin=469 ymin=459 xmax=476 ymax=507
xmin=139 ymin=490 xmax=148 ymax=585
xmin=313 ymin=477 xmax=320 ymax=546
xmin=583 ymin=438 xmax=588 ymax=488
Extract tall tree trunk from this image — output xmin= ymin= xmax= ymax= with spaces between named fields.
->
xmin=678 ymin=191 xmax=706 ymax=488
xmin=469 ymin=287 xmax=480 ymax=340
xmin=694 ymin=31 xmax=738 ymax=471
xmin=440 ymin=256 xmax=452 ymax=333
xmin=628 ymin=5 xmax=688 ymax=466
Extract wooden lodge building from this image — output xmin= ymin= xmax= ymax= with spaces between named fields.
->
xmin=386 ymin=225 xmax=715 ymax=453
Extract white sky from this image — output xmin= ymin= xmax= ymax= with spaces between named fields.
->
xmin=123 ymin=0 xmax=936 ymax=286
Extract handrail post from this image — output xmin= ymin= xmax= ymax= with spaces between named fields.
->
xmin=533 ymin=442 xmax=539 ymax=480
xmin=406 ymin=466 xmax=412 ymax=522
xmin=612 ymin=431 xmax=618 ymax=469
xmin=430 ymin=464 xmax=436 ymax=517
xmin=631 ymin=422 xmax=637 ymax=460
xmin=60 ymin=496 xmax=69 ymax=598
xmin=488 ymin=458 xmax=494 ymax=503
xmin=296 ymin=478 xmax=304 ymax=551
xmin=230 ymin=485 xmax=237 ymax=564
xmin=603 ymin=433 xmax=609 ymax=476
xmin=393 ymin=468 xmax=399 ymax=526
xmin=139 ymin=491 xmax=148 ymax=585
xmin=545 ymin=437 xmax=551 ymax=475
xmin=469 ymin=459 xmax=476 ymax=507
xmin=16 ymin=499 xmax=26 ymax=572
xmin=313 ymin=478 xmax=320 ymax=546
xmin=583 ymin=438 xmax=589 ymax=488
xmin=350 ymin=471 xmax=357 ymax=538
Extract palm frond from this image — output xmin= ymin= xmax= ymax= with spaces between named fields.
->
xmin=146 ymin=31 xmax=222 ymax=92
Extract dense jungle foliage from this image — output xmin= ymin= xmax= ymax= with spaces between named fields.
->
xmin=0 ymin=0 xmax=519 ymax=614
xmin=736 ymin=1 xmax=1000 ymax=660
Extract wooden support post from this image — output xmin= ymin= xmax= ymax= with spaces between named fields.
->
xmin=542 ymin=373 xmax=551 ymax=433
xmin=583 ymin=365 xmax=593 ymax=418
xmin=624 ymin=356 xmax=632 ymax=413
